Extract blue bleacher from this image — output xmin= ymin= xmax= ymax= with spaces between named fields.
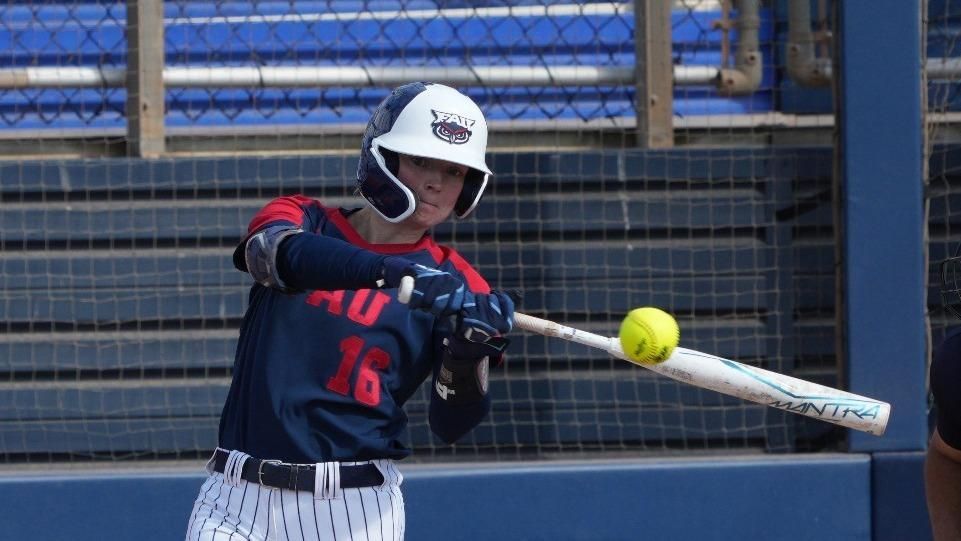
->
xmin=0 ymin=3 xmax=774 ymax=131
xmin=0 ymin=146 xmax=839 ymax=457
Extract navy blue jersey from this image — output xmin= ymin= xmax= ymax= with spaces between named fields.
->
xmin=218 ymin=195 xmax=492 ymax=463
xmin=933 ymin=327 xmax=961 ymax=449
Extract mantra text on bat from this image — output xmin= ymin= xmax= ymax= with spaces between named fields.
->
xmin=767 ymin=400 xmax=882 ymax=419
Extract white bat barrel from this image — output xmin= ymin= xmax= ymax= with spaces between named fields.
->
xmin=513 ymin=313 xmax=890 ymax=436
xmin=644 ymin=347 xmax=889 ymax=435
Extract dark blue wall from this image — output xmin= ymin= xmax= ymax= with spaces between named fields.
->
xmin=838 ymin=0 xmax=927 ymax=453
xmin=872 ymin=452 xmax=932 ymax=541
xmin=0 ymin=456 xmax=875 ymax=541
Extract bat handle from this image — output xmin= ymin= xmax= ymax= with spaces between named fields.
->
xmin=398 ymin=275 xmax=414 ymax=304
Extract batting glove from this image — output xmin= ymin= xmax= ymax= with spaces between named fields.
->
xmin=382 ymin=257 xmax=467 ymax=317
xmin=435 ymin=291 xmax=515 ymax=404
xmin=448 ymin=291 xmax=514 ymax=360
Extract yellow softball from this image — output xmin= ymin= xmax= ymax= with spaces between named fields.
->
xmin=618 ymin=307 xmax=680 ymax=365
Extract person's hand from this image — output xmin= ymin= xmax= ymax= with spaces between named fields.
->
xmin=382 ymin=257 xmax=467 ymax=317
xmin=434 ymin=291 xmax=515 ymax=404
xmin=447 ymin=290 xmax=515 ymax=360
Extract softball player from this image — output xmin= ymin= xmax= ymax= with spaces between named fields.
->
xmin=927 ymin=249 xmax=961 ymax=541
xmin=927 ymin=330 xmax=961 ymax=541
xmin=185 ymin=82 xmax=514 ymax=541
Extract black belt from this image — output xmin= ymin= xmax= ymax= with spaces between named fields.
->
xmin=212 ymin=449 xmax=384 ymax=492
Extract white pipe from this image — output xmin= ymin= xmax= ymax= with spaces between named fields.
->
xmin=0 ymin=66 xmax=125 ymax=88
xmin=0 ymin=111 xmax=842 ymax=142
xmin=0 ymin=64 xmax=727 ymax=89
xmin=716 ymin=0 xmax=763 ymax=95
xmin=674 ymin=65 xmax=720 ymax=85
xmin=786 ymin=0 xmax=832 ymax=87
xmin=927 ymin=58 xmax=961 ymax=80
xmin=163 ymin=65 xmax=638 ymax=87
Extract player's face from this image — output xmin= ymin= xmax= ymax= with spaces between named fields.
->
xmin=396 ymin=153 xmax=467 ymax=228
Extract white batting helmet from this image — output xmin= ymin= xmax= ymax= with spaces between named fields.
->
xmin=356 ymin=82 xmax=492 ymax=223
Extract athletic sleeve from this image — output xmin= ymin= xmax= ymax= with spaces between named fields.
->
xmin=428 ymin=387 xmax=491 ymax=444
xmin=932 ymin=330 xmax=961 ymax=450
xmin=232 ymin=195 xmax=392 ymax=293
xmin=277 ymin=232 xmax=388 ymax=292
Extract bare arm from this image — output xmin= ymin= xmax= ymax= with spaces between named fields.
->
xmin=926 ymin=428 xmax=961 ymax=541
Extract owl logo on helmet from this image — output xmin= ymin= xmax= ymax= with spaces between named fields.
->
xmin=431 ymin=110 xmax=474 ymax=145
xmin=356 ymin=82 xmax=492 ymax=223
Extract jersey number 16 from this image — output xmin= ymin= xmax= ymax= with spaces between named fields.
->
xmin=326 ymin=336 xmax=390 ymax=406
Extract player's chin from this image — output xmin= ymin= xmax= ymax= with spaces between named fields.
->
xmin=411 ymin=203 xmax=453 ymax=227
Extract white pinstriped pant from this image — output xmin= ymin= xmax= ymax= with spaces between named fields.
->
xmin=184 ymin=456 xmax=405 ymax=541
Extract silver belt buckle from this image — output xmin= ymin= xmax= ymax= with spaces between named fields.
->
xmin=257 ymin=459 xmax=283 ymax=487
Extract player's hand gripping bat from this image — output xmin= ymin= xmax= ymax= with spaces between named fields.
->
xmin=398 ymin=276 xmax=890 ymax=435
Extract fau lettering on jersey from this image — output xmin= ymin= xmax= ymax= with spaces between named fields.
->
xmin=218 ymin=196 xmax=491 ymax=464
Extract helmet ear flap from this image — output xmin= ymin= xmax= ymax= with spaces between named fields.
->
xmin=454 ymin=168 xmax=489 ymax=219
xmin=381 ymin=148 xmax=399 ymax=176
xmin=357 ymin=140 xmax=417 ymax=223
